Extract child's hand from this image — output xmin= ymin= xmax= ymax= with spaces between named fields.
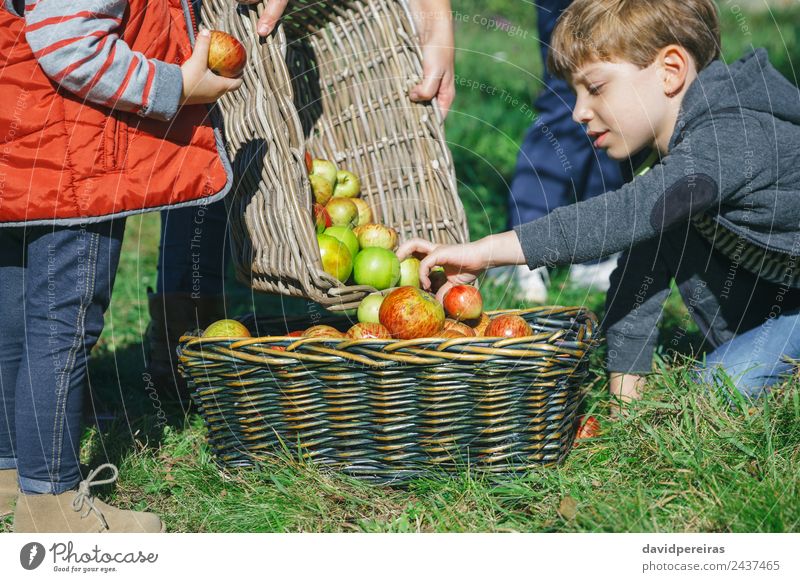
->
xmin=180 ymin=29 xmax=243 ymax=105
xmin=236 ymin=0 xmax=289 ymax=36
xmin=397 ymin=238 xmax=488 ymax=301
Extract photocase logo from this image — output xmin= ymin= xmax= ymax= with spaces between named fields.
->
xmin=20 ymin=542 xmax=46 ymax=570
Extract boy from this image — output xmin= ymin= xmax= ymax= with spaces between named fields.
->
xmin=398 ymin=0 xmax=800 ymax=407
xmin=0 ymin=0 xmax=240 ymax=532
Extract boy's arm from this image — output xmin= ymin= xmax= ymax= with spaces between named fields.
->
xmin=24 ymin=0 xmax=183 ymax=121
xmin=512 ymin=114 xmax=776 ymax=270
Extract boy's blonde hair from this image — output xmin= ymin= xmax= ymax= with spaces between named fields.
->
xmin=548 ymin=0 xmax=721 ymax=79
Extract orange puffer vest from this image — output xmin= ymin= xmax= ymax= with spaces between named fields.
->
xmin=0 ymin=0 xmax=231 ymax=226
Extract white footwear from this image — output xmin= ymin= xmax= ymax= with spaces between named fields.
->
xmin=568 ymin=253 xmax=620 ymax=292
xmin=514 ymin=265 xmax=549 ymax=304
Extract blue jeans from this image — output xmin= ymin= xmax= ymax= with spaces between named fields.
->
xmin=157 ymin=200 xmax=229 ymax=295
xmin=507 ymin=0 xmax=624 ymax=231
xmin=698 ymin=306 xmax=800 ymax=399
xmin=0 ymin=220 xmax=125 ymax=494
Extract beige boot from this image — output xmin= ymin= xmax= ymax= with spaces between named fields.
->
xmin=145 ymin=289 xmax=225 ymax=406
xmin=1 ymin=469 xmax=17 ymax=518
xmin=12 ymin=464 xmax=164 ymax=533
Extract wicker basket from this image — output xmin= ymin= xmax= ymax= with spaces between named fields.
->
xmin=178 ymin=306 xmax=599 ymax=483
xmin=202 ymin=0 xmax=467 ymax=310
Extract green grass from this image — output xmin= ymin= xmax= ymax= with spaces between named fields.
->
xmin=4 ymin=2 xmax=800 ymax=533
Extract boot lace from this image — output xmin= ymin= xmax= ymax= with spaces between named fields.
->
xmin=71 ymin=463 xmax=119 ymax=530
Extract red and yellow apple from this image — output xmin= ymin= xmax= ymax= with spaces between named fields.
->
xmin=443 ymin=285 xmax=483 ymax=321
xmin=379 ymin=286 xmax=445 ymax=339
xmin=313 ymin=203 xmax=332 ymax=234
xmin=484 ymin=314 xmax=532 ymax=338
xmin=346 ymin=322 xmax=392 ymax=339
xmin=208 ymin=31 xmax=246 ymax=78
xmin=443 ymin=319 xmax=476 ymax=337
xmin=354 ymin=223 xmax=397 ymax=250
xmin=303 ymin=325 xmax=346 ymax=338
xmin=326 ymin=198 xmax=358 ymax=228
xmin=351 ymin=198 xmax=373 ymax=226
xmin=466 ymin=312 xmax=491 ymax=337
xmin=202 ymin=319 xmax=251 ymax=338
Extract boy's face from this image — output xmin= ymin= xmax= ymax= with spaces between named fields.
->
xmin=569 ymin=59 xmax=673 ymax=160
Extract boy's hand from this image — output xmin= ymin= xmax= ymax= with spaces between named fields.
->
xmin=396 ymin=238 xmax=488 ymax=301
xmin=181 ymin=29 xmax=243 ymax=105
xmin=236 ymin=0 xmax=289 ymax=36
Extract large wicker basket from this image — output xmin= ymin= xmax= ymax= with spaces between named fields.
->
xmin=203 ymin=0 xmax=467 ymax=310
xmin=178 ymin=306 xmax=599 ymax=483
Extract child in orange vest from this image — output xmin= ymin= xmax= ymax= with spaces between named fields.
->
xmin=0 ymin=0 xmax=240 ymax=532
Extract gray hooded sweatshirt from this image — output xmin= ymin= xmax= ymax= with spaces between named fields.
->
xmin=513 ymin=49 xmax=800 ymax=373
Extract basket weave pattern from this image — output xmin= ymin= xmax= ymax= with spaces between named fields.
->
xmin=179 ymin=307 xmax=598 ymax=482
xmin=202 ymin=0 xmax=467 ymax=309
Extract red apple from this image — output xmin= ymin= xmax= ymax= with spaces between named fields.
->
xmin=574 ymin=415 xmax=601 ymax=447
xmin=437 ymin=329 xmax=467 ymax=338
xmin=379 ymin=286 xmax=445 ymax=340
xmin=287 ymin=330 xmax=304 ymax=337
xmin=326 ymin=198 xmax=358 ymax=228
xmin=313 ymin=203 xmax=332 ymax=234
xmin=346 ymin=322 xmax=392 ymax=339
xmin=208 ymin=31 xmax=246 ymax=78
xmin=483 ymin=314 xmax=532 ymax=338
xmin=443 ymin=319 xmax=476 ymax=337
xmin=303 ymin=325 xmax=346 ymax=338
xmin=443 ymin=285 xmax=483 ymax=321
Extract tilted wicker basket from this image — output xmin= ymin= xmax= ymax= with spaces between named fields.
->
xmin=178 ymin=306 xmax=599 ymax=483
xmin=202 ymin=0 xmax=467 ymax=310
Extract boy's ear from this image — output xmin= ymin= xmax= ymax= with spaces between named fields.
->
xmin=659 ymin=45 xmax=693 ymax=98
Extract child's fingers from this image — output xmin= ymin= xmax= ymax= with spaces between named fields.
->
xmin=435 ymin=282 xmax=454 ymax=304
xmin=396 ymin=238 xmax=436 ymax=261
xmin=192 ymin=28 xmax=212 ymax=64
xmin=258 ymin=0 xmax=290 ymax=35
xmin=418 ymin=251 xmax=441 ymax=290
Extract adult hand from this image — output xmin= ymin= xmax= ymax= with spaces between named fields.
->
xmin=180 ymin=29 xmax=243 ymax=105
xmin=236 ymin=0 xmax=290 ymax=36
xmin=408 ymin=0 xmax=455 ymax=118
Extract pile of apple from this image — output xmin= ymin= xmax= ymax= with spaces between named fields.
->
xmin=308 ymin=156 xmax=419 ymax=291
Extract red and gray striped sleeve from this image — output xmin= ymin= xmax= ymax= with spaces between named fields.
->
xmin=22 ymin=0 xmax=184 ymax=121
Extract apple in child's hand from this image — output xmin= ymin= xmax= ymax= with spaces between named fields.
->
xmin=351 ymin=198 xmax=373 ymax=226
xmin=353 ymin=247 xmax=400 ymax=290
xmin=399 ymin=257 xmax=421 ymax=288
xmin=326 ymin=198 xmax=358 ymax=228
xmin=354 ymin=223 xmax=398 ymax=250
xmin=346 ymin=322 xmax=392 ymax=339
xmin=443 ymin=285 xmax=483 ymax=321
xmin=483 ymin=314 xmax=532 ymax=338
xmin=379 ymin=286 xmax=445 ymax=339
xmin=303 ymin=325 xmax=346 ymax=338
xmin=208 ymin=31 xmax=246 ymax=78
xmin=202 ymin=319 xmax=251 ymax=338
xmin=333 ymin=170 xmax=361 ymax=198
xmin=323 ymin=225 xmax=359 ymax=261
xmin=317 ymin=233 xmax=353 ymax=283
xmin=357 ymin=292 xmax=385 ymax=324
xmin=313 ymin=203 xmax=332 ymax=234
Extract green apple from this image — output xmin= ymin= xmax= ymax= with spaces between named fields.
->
xmin=323 ymin=225 xmax=359 ymax=262
xmin=326 ymin=198 xmax=358 ymax=228
xmin=399 ymin=257 xmax=421 ymax=288
xmin=333 ymin=169 xmax=361 ymax=198
xmin=317 ymin=233 xmax=352 ymax=283
xmin=311 ymin=158 xmax=337 ymax=185
xmin=353 ymin=247 xmax=401 ymax=290
xmin=357 ymin=292 xmax=385 ymax=324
